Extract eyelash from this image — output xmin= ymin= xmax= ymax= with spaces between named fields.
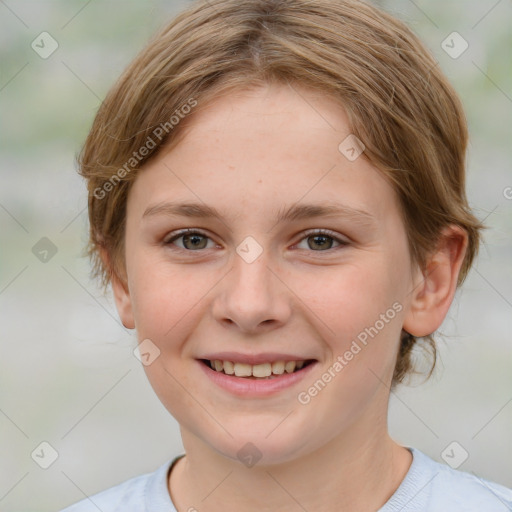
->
xmin=163 ymin=228 xmax=349 ymax=253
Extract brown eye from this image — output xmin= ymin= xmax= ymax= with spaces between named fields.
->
xmin=165 ymin=230 xmax=215 ymax=251
xmin=307 ymin=234 xmax=335 ymax=250
xmin=295 ymin=229 xmax=348 ymax=252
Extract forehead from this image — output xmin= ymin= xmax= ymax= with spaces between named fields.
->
xmin=128 ymin=83 xmax=400 ymax=225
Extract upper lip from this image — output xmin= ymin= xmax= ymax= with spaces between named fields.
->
xmin=198 ymin=352 xmax=315 ymax=365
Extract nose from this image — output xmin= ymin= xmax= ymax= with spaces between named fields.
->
xmin=211 ymin=246 xmax=292 ymax=334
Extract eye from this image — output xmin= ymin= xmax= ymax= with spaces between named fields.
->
xmin=163 ymin=228 xmax=348 ymax=253
xmin=295 ymin=229 xmax=348 ymax=251
xmin=164 ymin=229 xmax=216 ymax=251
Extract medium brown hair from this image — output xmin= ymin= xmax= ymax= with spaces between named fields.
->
xmin=78 ymin=0 xmax=483 ymax=385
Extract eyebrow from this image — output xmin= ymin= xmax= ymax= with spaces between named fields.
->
xmin=142 ymin=201 xmax=375 ymax=227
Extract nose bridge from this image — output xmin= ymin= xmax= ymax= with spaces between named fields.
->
xmin=213 ymin=240 xmax=290 ymax=332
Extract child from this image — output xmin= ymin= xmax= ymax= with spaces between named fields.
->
xmin=61 ymin=0 xmax=512 ymax=510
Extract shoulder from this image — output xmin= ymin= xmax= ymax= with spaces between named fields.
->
xmin=58 ymin=458 xmax=177 ymax=512
xmin=59 ymin=472 xmax=150 ymax=512
xmin=422 ymin=450 xmax=512 ymax=510
xmin=397 ymin=447 xmax=512 ymax=511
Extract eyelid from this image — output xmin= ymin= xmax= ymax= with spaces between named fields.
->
xmin=164 ymin=227 xmax=211 ymax=243
xmin=298 ymin=228 xmax=349 ymax=244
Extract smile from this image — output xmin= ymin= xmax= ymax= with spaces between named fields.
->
xmin=202 ymin=359 xmax=315 ymax=379
xmin=197 ymin=357 xmax=318 ymax=397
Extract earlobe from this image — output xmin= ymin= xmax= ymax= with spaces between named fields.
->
xmin=403 ymin=226 xmax=468 ymax=338
xmin=99 ymin=247 xmax=135 ymax=330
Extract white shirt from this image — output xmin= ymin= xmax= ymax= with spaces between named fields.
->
xmin=60 ymin=447 xmax=512 ymax=511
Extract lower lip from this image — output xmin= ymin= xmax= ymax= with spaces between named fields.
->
xmin=197 ymin=360 xmax=317 ymax=397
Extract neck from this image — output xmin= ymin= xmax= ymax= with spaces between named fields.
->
xmin=169 ymin=415 xmax=412 ymax=511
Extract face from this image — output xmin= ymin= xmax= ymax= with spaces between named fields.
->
xmin=114 ymin=83 xmax=419 ymax=465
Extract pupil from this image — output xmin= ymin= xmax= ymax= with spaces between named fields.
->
xmin=309 ymin=235 xmax=332 ymax=250
xmin=184 ymin=234 xmax=207 ymax=250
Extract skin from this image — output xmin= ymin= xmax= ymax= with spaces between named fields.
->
xmin=108 ymin=82 xmax=467 ymax=511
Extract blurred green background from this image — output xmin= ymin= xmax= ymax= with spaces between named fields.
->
xmin=0 ymin=1 xmax=511 ymax=510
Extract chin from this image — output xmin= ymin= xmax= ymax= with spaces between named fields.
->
xmin=201 ymin=418 xmax=316 ymax=468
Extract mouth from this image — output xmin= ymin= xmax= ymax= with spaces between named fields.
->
xmin=196 ymin=352 xmax=319 ymax=397
xmin=199 ymin=358 xmax=316 ymax=379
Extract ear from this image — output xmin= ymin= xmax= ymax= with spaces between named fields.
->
xmin=403 ymin=225 xmax=468 ymax=338
xmin=99 ymin=247 xmax=135 ymax=329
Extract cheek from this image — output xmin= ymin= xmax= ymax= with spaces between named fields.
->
xmin=296 ymin=258 xmax=401 ymax=341
xmin=128 ymin=255 xmax=219 ymax=350
xmin=294 ymin=256 xmax=407 ymax=398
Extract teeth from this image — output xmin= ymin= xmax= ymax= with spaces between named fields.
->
xmin=234 ymin=362 xmax=252 ymax=377
xmin=208 ymin=359 xmax=309 ymax=377
xmin=285 ymin=361 xmax=296 ymax=373
xmin=223 ymin=360 xmax=234 ymax=375
xmin=252 ymin=363 xmax=272 ymax=378
xmin=271 ymin=361 xmax=285 ymax=375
